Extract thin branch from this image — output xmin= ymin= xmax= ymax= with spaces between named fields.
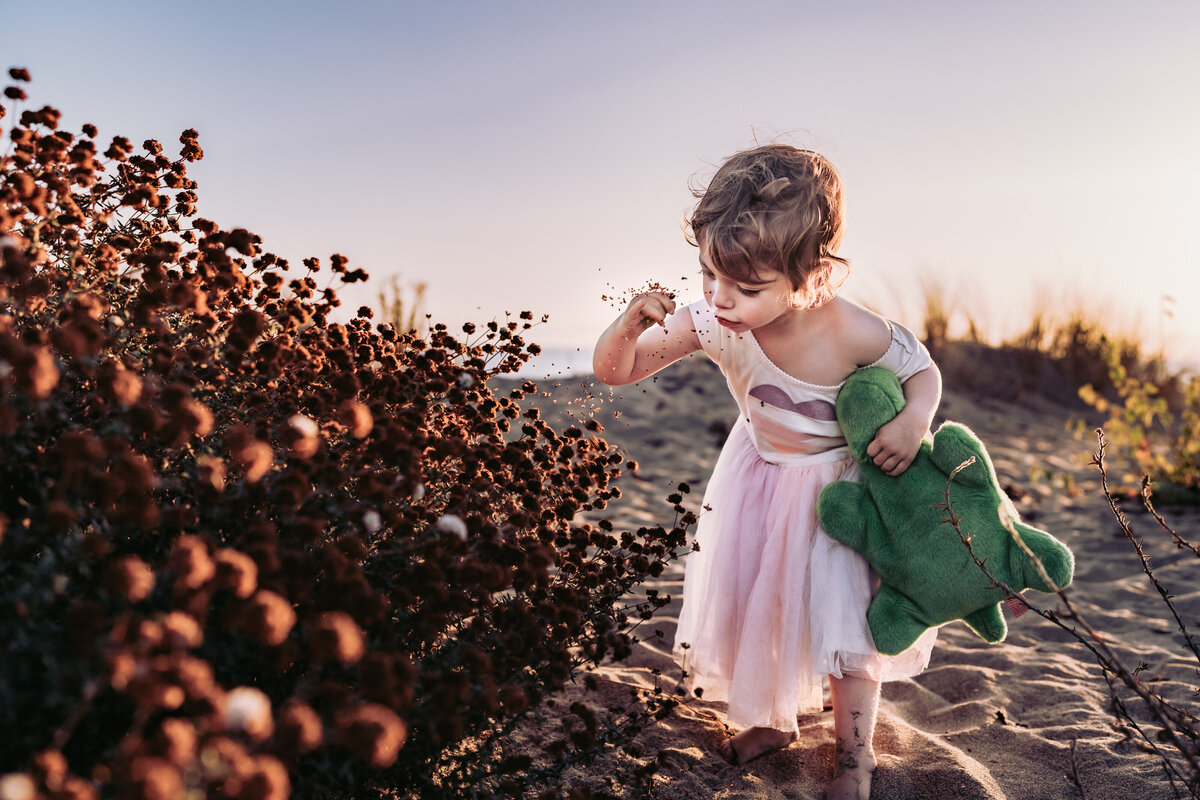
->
xmin=51 ymin=676 xmax=101 ymax=751
xmin=1068 ymin=738 xmax=1087 ymax=800
xmin=1095 ymin=432 xmax=1200 ymax=665
xmin=940 ymin=442 xmax=1200 ymax=792
xmin=1142 ymin=477 xmax=1200 ymax=559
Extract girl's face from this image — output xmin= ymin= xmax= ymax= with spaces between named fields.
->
xmin=700 ymin=254 xmax=801 ymax=334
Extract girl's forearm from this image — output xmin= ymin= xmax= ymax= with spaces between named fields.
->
xmin=592 ymin=322 xmax=639 ymax=385
xmin=898 ymin=363 xmax=942 ymax=432
xmin=594 ymin=298 xmax=700 ymax=386
xmin=593 ymin=291 xmax=679 ymax=386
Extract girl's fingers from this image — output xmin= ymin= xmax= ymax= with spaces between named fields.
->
xmin=874 ymin=451 xmax=900 ymax=473
xmin=641 ymin=292 xmax=676 ymax=317
xmin=628 ymin=293 xmax=676 ymax=328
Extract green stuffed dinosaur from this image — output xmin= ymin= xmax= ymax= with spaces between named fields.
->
xmin=816 ymin=367 xmax=1074 ymax=656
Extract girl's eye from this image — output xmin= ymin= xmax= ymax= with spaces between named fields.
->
xmin=738 ymin=287 xmax=761 ymax=297
xmin=699 ymin=268 xmax=714 ymax=279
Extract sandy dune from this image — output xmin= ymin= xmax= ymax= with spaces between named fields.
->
xmin=504 ymin=354 xmax=1197 ymax=799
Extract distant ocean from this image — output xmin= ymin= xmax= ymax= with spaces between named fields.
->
xmin=505 ymin=343 xmax=1199 ymax=382
xmin=509 ymin=345 xmax=595 ymax=380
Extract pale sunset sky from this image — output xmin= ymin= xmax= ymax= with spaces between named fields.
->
xmin=4 ymin=1 xmax=1198 ymax=371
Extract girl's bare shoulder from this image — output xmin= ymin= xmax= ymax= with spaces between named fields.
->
xmin=823 ymin=298 xmax=894 ymax=367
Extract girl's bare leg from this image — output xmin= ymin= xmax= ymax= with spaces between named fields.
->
xmin=826 ymin=674 xmax=879 ymax=800
xmin=717 ymin=726 xmax=797 ymax=764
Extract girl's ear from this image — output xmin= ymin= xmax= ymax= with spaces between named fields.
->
xmin=788 ymin=281 xmax=819 ymax=312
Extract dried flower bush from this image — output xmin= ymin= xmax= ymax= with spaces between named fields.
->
xmin=0 ymin=70 xmax=685 ymax=799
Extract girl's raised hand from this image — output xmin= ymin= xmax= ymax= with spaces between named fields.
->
xmin=619 ymin=292 xmax=677 ymax=339
xmin=593 ymin=288 xmax=697 ymax=386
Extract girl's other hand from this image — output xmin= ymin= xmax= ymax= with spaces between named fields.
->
xmin=620 ymin=292 xmax=676 ymax=339
xmin=865 ymin=414 xmax=926 ymax=476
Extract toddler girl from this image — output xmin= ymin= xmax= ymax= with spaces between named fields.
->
xmin=592 ymin=145 xmax=941 ymax=800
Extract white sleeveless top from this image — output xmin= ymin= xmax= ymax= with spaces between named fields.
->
xmin=689 ymin=300 xmax=933 ymax=468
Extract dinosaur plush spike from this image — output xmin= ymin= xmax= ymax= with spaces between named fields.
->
xmin=817 ymin=367 xmax=1074 ymax=655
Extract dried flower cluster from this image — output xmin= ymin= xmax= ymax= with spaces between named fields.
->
xmin=599 ymin=278 xmax=684 ymax=310
xmin=0 ymin=70 xmax=686 ymax=798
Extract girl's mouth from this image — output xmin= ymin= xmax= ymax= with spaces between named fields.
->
xmin=716 ymin=316 xmax=742 ymax=329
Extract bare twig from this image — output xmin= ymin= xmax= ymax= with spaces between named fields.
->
xmin=51 ymin=676 xmax=101 ymax=751
xmin=1095 ymin=434 xmax=1200 ymax=665
xmin=1068 ymin=738 xmax=1086 ymax=799
xmin=1141 ymin=477 xmax=1200 ymax=559
xmin=940 ymin=436 xmax=1200 ymax=796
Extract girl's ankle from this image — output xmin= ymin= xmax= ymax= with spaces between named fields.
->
xmin=835 ymin=747 xmax=876 ymax=776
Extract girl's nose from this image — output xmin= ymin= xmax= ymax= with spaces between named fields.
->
xmin=711 ymin=281 xmax=735 ymax=309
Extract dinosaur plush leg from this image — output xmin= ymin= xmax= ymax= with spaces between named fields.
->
xmin=827 ymin=674 xmax=879 ymax=800
xmin=865 ymin=585 xmax=927 ymax=656
xmin=817 ymin=481 xmax=872 ymax=552
xmin=962 ymin=605 xmax=1007 ymax=643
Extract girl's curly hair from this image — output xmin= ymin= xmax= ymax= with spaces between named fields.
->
xmin=686 ymin=144 xmax=849 ymax=307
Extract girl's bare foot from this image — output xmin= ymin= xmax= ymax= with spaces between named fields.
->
xmin=717 ymin=726 xmax=797 ymax=764
xmin=826 ymin=753 xmax=876 ymax=800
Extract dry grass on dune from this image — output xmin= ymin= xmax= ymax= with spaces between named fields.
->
xmin=916 ymin=285 xmax=1177 ymax=407
xmin=918 ymin=287 xmax=1200 ymax=504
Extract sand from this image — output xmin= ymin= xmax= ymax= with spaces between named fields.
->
xmin=500 ymin=353 xmax=1199 ymax=799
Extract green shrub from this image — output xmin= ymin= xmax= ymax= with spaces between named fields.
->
xmin=1079 ymin=347 xmax=1200 ymax=499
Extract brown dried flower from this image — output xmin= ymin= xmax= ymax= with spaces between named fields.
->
xmin=243 ymin=590 xmax=296 ymax=646
xmin=213 ymin=548 xmax=258 ymax=599
xmin=336 ymin=399 xmax=373 ymax=439
xmin=55 ymin=777 xmax=97 ymax=800
xmin=196 ymin=455 xmax=226 ymax=492
xmin=161 ymin=611 xmax=203 ymax=649
xmin=168 ymin=535 xmax=216 ymax=592
xmin=32 ymin=750 xmax=67 ymax=789
xmin=335 ymin=703 xmax=407 ymax=768
xmin=308 ymin=611 xmax=366 ymax=665
xmin=238 ymin=755 xmax=289 ymax=800
xmin=157 ymin=717 xmax=197 ymax=763
xmin=16 ymin=345 xmax=59 ymax=399
xmin=198 ymin=736 xmax=250 ymax=783
xmin=104 ymin=555 xmax=155 ymax=602
xmin=233 ymin=440 xmax=273 ymax=483
xmin=126 ymin=757 xmax=183 ymax=800
xmin=277 ymin=700 xmax=323 ymax=755
xmin=283 ymin=413 xmax=320 ymax=459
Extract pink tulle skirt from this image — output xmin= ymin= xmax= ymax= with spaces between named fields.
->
xmin=673 ymin=418 xmax=936 ymax=732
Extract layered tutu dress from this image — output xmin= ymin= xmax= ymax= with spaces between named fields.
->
xmin=673 ymin=300 xmax=938 ymax=733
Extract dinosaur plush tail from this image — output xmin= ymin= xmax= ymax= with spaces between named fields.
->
xmin=1012 ymin=524 xmax=1075 ymax=593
